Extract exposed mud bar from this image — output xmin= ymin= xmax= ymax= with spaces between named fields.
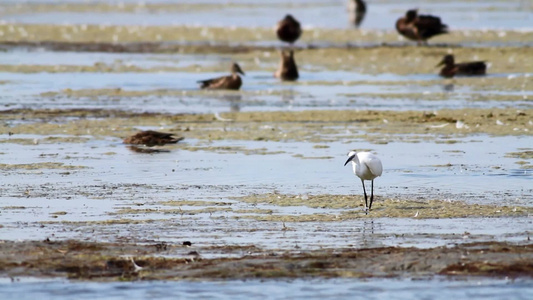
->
xmin=2 ymin=108 xmax=531 ymax=142
xmin=1 ymin=24 xmax=531 ymax=46
xmin=0 ymin=40 xmax=264 ymax=54
xmin=0 ymin=40 xmax=506 ymax=54
xmin=0 ymin=240 xmax=531 ymax=281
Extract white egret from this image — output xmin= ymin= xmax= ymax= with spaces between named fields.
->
xmin=344 ymin=150 xmax=383 ymax=211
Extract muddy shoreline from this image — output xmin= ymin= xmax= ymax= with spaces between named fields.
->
xmin=0 ymin=240 xmax=531 ymax=281
xmin=2 ymin=108 xmax=531 ymax=143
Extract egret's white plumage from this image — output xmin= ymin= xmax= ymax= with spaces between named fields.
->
xmin=344 ymin=150 xmax=383 ymax=211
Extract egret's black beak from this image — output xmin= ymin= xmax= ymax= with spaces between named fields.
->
xmin=344 ymin=154 xmax=356 ymax=166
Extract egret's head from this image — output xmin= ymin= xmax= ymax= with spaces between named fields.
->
xmin=344 ymin=150 xmax=358 ymax=166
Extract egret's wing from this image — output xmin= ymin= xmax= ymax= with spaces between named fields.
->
xmin=365 ymin=156 xmax=383 ymax=177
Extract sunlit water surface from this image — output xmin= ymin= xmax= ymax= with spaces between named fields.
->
xmin=1 ymin=277 xmax=533 ymax=300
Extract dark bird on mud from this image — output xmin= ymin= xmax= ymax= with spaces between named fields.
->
xmin=344 ymin=150 xmax=383 ymax=212
xmin=274 ymin=49 xmax=299 ymax=81
xmin=437 ymin=54 xmax=487 ymax=78
xmin=348 ymin=0 xmax=367 ymax=27
xmin=123 ymin=130 xmax=184 ymax=147
xmin=197 ymin=63 xmax=245 ymax=90
xmin=396 ymin=9 xmax=448 ymax=45
xmin=276 ymin=14 xmax=302 ymax=44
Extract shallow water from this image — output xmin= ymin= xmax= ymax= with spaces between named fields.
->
xmin=1 ymin=134 xmax=531 ymax=202
xmin=1 ymin=277 xmax=532 ymax=300
xmin=1 ymin=68 xmax=531 ymax=113
xmin=2 ymin=0 xmax=532 ymax=30
xmin=1 ymin=133 xmax=531 ymax=249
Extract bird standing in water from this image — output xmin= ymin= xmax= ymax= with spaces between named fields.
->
xmin=274 ymin=49 xmax=299 ymax=81
xmin=276 ymin=14 xmax=302 ymax=44
xmin=198 ymin=63 xmax=245 ymax=90
xmin=344 ymin=150 xmax=383 ymax=211
xmin=348 ymin=0 xmax=366 ymax=27
xmin=437 ymin=54 xmax=487 ymax=78
xmin=396 ymin=9 xmax=448 ymax=45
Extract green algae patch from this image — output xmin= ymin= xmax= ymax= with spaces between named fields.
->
xmin=506 ymin=149 xmax=533 ymax=169
xmin=506 ymin=150 xmax=533 ymax=159
xmin=0 ymin=162 xmax=88 ymax=170
xmin=232 ymin=193 xmax=533 ymax=221
xmin=2 ymin=206 xmax=27 ymax=210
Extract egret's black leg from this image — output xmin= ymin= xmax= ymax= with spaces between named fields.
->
xmin=361 ymin=179 xmax=368 ymax=210
xmin=369 ymin=180 xmax=374 ymax=210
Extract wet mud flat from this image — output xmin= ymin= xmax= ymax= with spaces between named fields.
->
xmin=2 ymin=107 xmax=532 ymax=141
xmin=1 ymin=1 xmax=532 ymax=292
xmin=0 ymin=240 xmax=531 ymax=281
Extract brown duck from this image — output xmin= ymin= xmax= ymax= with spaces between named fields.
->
xmin=123 ymin=130 xmax=184 ymax=147
xmin=396 ymin=9 xmax=448 ymax=44
xmin=348 ymin=0 xmax=366 ymax=27
xmin=276 ymin=14 xmax=302 ymax=44
xmin=274 ymin=50 xmax=299 ymax=81
xmin=437 ymin=54 xmax=487 ymax=78
xmin=198 ymin=63 xmax=245 ymax=90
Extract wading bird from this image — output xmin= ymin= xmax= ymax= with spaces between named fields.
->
xmin=276 ymin=14 xmax=302 ymax=44
xmin=198 ymin=63 xmax=245 ymax=90
xmin=348 ymin=0 xmax=366 ymax=27
xmin=274 ymin=49 xmax=299 ymax=81
xmin=123 ymin=130 xmax=184 ymax=147
xmin=396 ymin=9 xmax=448 ymax=45
xmin=437 ymin=54 xmax=487 ymax=78
xmin=344 ymin=150 xmax=383 ymax=211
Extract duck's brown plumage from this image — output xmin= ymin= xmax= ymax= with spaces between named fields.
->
xmin=348 ymin=0 xmax=366 ymax=27
xmin=396 ymin=9 xmax=448 ymax=44
xmin=276 ymin=14 xmax=302 ymax=44
xmin=437 ymin=54 xmax=487 ymax=78
xmin=198 ymin=63 xmax=245 ymax=90
xmin=123 ymin=130 xmax=184 ymax=147
xmin=275 ymin=50 xmax=299 ymax=81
